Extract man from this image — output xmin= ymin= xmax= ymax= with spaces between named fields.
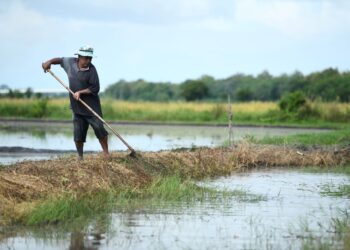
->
xmin=42 ymin=45 xmax=110 ymax=160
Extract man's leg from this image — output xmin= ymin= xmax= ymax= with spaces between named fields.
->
xmin=88 ymin=116 xmax=110 ymax=159
xmin=99 ymin=136 xmax=110 ymax=158
xmin=75 ymin=141 xmax=84 ymax=160
xmin=73 ymin=114 xmax=88 ymax=160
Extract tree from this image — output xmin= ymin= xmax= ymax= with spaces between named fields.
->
xmin=236 ymin=88 xmax=253 ymax=101
xmin=25 ymin=87 xmax=33 ymax=98
xmin=180 ymin=80 xmax=209 ymax=101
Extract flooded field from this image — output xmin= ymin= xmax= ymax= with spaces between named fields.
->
xmin=0 ymin=120 xmax=330 ymax=165
xmin=1 ymin=169 xmax=349 ymax=249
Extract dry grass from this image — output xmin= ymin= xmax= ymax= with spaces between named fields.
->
xmin=0 ymin=98 xmax=278 ymax=114
xmin=102 ymin=100 xmax=277 ymax=113
xmin=0 ymin=144 xmax=349 ymax=226
xmin=5 ymin=98 xmax=350 ymax=114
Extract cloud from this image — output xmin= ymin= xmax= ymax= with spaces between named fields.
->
xmin=1 ymin=0 xmax=350 ymax=88
xmin=0 ymin=1 xmax=47 ymax=42
xmin=234 ymin=0 xmax=350 ymax=39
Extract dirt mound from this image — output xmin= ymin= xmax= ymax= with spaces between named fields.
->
xmin=0 ymin=144 xmax=349 ymax=226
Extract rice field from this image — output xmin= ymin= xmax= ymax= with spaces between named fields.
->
xmin=0 ymin=98 xmax=349 ymax=125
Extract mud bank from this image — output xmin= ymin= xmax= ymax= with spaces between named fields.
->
xmin=0 ymin=143 xmax=349 ymax=226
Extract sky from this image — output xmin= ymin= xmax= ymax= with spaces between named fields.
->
xmin=0 ymin=0 xmax=349 ymax=91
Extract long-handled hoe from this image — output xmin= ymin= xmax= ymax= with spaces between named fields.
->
xmin=47 ymin=69 xmax=137 ymax=157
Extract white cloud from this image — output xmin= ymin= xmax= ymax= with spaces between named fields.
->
xmin=1 ymin=0 xmax=350 ymax=88
xmin=234 ymin=0 xmax=350 ymax=39
xmin=0 ymin=1 xmax=47 ymax=41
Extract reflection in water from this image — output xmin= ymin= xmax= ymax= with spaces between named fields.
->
xmin=1 ymin=170 xmax=348 ymax=249
xmin=69 ymin=232 xmax=89 ymax=250
xmin=69 ymin=231 xmax=104 ymax=250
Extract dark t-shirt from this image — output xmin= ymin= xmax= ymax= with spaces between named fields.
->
xmin=60 ymin=57 xmax=102 ymax=116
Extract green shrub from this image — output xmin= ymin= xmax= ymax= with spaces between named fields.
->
xmin=279 ymin=91 xmax=307 ymax=113
xmin=31 ymin=98 xmax=48 ymax=118
xmin=278 ymin=91 xmax=322 ymax=120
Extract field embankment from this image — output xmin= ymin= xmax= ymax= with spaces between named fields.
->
xmin=1 ymin=143 xmax=349 ymax=226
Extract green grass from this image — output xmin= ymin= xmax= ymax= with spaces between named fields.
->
xmin=300 ymin=209 xmax=350 ymax=250
xmin=26 ymin=191 xmax=116 ymax=225
xmin=319 ymin=183 xmax=350 ymax=198
xmin=24 ymin=175 xmax=265 ymax=226
xmin=301 ymin=166 xmax=350 ymax=176
xmin=252 ymin=126 xmax=350 ymax=146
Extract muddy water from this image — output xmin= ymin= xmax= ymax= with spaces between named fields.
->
xmin=1 ymin=170 xmax=349 ymax=249
xmin=0 ymin=121 xmax=329 ymax=164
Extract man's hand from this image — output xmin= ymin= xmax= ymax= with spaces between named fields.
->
xmin=73 ymin=91 xmax=81 ymax=100
xmin=42 ymin=61 xmax=51 ymax=73
xmin=73 ymin=88 xmax=92 ymax=100
xmin=41 ymin=58 xmax=62 ymax=73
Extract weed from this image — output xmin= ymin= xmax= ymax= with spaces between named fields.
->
xmin=319 ymin=183 xmax=350 ymax=198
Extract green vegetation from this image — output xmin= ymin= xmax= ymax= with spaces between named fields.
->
xmin=104 ymin=68 xmax=350 ymax=102
xmin=301 ymin=166 xmax=350 ymax=176
xmin=319 ymin=183 xmax=350 ymax=198
xmin=253 ymin=127 xmax=350 ymax=146
xmin=180 ymin=80 xmax=209 ymax=101
xmin=298 ymin=194 xmax=350 ymax=250
xmin=2 ymin=68 xmax=349 ymax=102
xmin=25 ymin=175 xmax=263 ymax=226
xmin=26 ymin=190 xmax=116 ymax=225
xmin=0 ymin=98 xmax=349 ymax=127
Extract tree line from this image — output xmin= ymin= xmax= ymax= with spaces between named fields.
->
xmin=104 ymin=68 xmax=350 ymax=102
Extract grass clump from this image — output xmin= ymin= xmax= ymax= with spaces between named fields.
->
xmin=25 ymin=191 xmax=115 ymax=226
xmin=141 ymin=175 xmax=205 ymax=201
xmin=23 ymin=175 xmax=242 ymax=226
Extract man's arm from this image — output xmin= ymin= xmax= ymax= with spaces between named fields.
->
xmin=42 ymin=58 xmax=62 ymax=73
xmin=73 ymin=88 xmax=92 ymax=100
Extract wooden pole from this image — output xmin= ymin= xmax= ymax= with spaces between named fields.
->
xmin=227 ymin=94 xmax=233 ymax=146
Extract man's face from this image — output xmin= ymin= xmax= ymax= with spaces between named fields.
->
xmin=79 ymin=56 xmax=92 ymax=68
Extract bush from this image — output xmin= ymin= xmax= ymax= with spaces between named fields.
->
xmin=278 ymin=91 xmax=322 ymax=120
xmin=279 ymin=91 xmax=307 ymax=113
xmin=32 ymin=98 xmax=48 ymax=118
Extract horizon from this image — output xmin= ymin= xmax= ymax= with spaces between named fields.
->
xmin=1 ymin=66 xmax=347 ymax=93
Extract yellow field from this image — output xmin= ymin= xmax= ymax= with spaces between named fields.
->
xmin=0 ymin=98 xmax=349 ymax=123
xmin=2 ymin=98 xmax=350 ymax=113
xmin=100 ymin=100 xmax=278 ymax=113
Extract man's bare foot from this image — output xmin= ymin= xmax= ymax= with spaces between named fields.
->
xmin=103 ymin=153 xmax=112 ymax=161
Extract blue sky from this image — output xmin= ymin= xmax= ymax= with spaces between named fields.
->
xmin=0 ymin=0 xmax=349 ymax=91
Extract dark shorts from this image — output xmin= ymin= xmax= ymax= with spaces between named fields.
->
xmin=73 ymin=113 xmax=108 ymax=142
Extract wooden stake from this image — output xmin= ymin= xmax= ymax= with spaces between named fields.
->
xmin=228 ymin=94 xmax=233 ymax=146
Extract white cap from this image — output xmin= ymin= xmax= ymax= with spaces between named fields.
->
xmin=75 ymin=45 xmax=94 ymax=57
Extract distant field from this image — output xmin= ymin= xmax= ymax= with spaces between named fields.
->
xmin=0 ymin=98 xmax=349 ymax=127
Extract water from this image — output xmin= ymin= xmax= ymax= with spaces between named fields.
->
xmin=1 ymin=169 xmax=349 ymax=249
xmin=0 ymin=121 xmax=329 ymax=165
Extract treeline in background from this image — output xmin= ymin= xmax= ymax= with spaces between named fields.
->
xmin=104 ymin=68 xmax=350 ymax=102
